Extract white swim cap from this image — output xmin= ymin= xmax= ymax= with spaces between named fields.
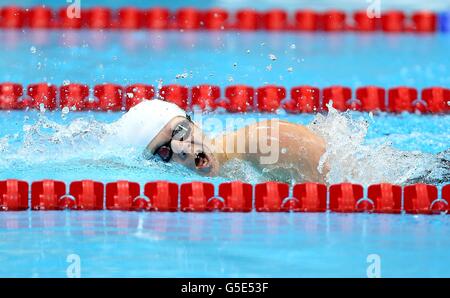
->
xmin=113 ymin=99 xmax=187 ymax=152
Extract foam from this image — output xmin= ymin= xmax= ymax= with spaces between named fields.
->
xmin=309 ymin=104 xmax=447 ymax=185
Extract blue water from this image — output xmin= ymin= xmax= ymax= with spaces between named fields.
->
xmin=1 ymin=31 xmax=449 ymax=89
xmin=1 ymin=211 xmax=450 ymax=277
xmin=0 ymin=0 xmax=450 ymax=278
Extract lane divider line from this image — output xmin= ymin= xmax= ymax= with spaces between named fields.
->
xmin=0 ymin=6 xmax=448 ymax=33
xmin=0 ymin=180 xmax=448 ymax=214
xmin=1 ymin=83 xmax=448 ymax=113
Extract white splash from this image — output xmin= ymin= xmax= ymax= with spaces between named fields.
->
xmin=308 ymin=105 xmax=447 ymax=185
xmin=0 ymin=113 xmax=202 ymax=182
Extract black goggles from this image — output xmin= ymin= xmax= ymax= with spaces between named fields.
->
xmin=153 ymin=116 xmax=193 ymax=162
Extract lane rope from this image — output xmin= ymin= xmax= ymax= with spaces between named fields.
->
xmin=1 ymin=83 xmax=448 ymax=113
xmin=0 ymin=6 xmax=448 ymax=33
xmin=0 ymin=179 xmax=448 ymax=214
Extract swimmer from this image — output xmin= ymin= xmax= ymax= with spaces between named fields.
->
xmin=114 ymin=99 xmax=449 ymax=184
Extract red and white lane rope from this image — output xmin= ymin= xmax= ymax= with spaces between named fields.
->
xmin=0 ymin=6 xmax=445 ymax=33
xmin=0 ymin=83 xmax=448 ymax=113
xmin=0 ymin=179 xmax=448 ymax=214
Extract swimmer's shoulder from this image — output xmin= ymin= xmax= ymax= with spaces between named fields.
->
xmin=254 ymin=119 xmax=308 ymax=130
xmin=253 ymin=119 xmax=292 ymax=127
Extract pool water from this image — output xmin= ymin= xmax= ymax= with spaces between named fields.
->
xmin=0 ymin=0 xmax=449 ymax=277
xmin=2 ymin=212 xmax=450 ymax=277
xmin=1 ymin=31 xmax=449 ymax=89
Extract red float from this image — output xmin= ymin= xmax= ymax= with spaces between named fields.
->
xmin=31 ymin=180 xmax=67 ymax=210
xmin=60 ymin=83 xmax=89 ymax=110
xmin=443 ymin=185 xmax=450 ymax=208
xmin=284 ymin=86 xmax=320 ymax=113
xmin=0 ymin=6 xmax=25 ymax=28
xmin=329 ymin=183 xmax=368 ymax=212
xmin=294 ymin=10 xmax=320 ymax=31
xmin=27 ymin=83 xmax=57 ymax=110
xmin=255 ymin=182 xmax=291 ymax=212
xmin=218 ymin=181 xmax=253 ymax=212
xmin=58 ymin=7 xmax=82 ymax=29
xmin=355 ymin=86 xmax=386 ymax=112
xmin=159 ymin=85 xmax=188 ymax=110
xmin=144 ymin=181 xmax=179 ymax=211
xmin=322 ymin=86 xmax=354 ymax=111
xmin=124 ymin=84 xmax=154 ymax=110
xmin=381 ymin=11 xmax=405 ymax=32
xmin=292 ymin=183 xmax=327 ymax=212
xmin=412 ymin=11 xmax=437 ymax=33
xmin=235 ymin=9 xmax=260 ymax=30
xmin=388 ymin=87 xmax=420 ymax=113
xmin=353 ymin=10 xmax=379 ymax=31
xmin=256 ymin=85 xmax=286 ymax=112
xmin=84 ymin=7 xmax=113 ymax=29
xmin=180 ymin=182 xmax=216 ymax=212
xmin=404 ymin=184 xmax=446 ymax=214
xmin=322 ymin=10 xmax=346 ymax=31
xmin=69 ymin=180 xmax=104 ymax=210
xmin=28 ymin=6 xmax=54 ymax=28
xmin=0 ymin=83 xmax=23 ymax=110
xmin=191 ymin=84 xmax=221 ymax=110
xmin=421 ymin=87 xmax=449 ymax=114
xmin=224 ymin=85 xmax=254 ymax=112
xmin=144 ymin=7 xmax=170 ymax=30
xmin=204 ymin=8 xmax=228 ymax=30
xmin=367 ymin=183 xmax=402 ymax=213
xmin=263 ymin=9 xmax=288 ymax=31
xmin=0 ymin=180 xmax=28 ymax=211
xmin=117 ymin=7 xmax=142 ymax=29
xmin=0 ymin=7 xmax=444 ymax=34
xmin=176 ymin=7 xmax=201 ymax=30
xmin=93 ymin=84 xmax=123 ymax=111
xmin=106 ymin=180 xmax=143 ymax=211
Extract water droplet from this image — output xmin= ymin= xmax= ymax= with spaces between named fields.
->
xmin=269 ymin=54 xmax=277 ymax=61
xmin=30 ymin=46 xmax=37 ymax=54
xmin=175 ymin=73 xmax=188 ymax=79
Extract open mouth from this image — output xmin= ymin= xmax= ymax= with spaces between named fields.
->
xmin=195 ymin=152 xmax=210 ymax=169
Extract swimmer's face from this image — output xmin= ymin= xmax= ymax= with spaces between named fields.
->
xmin=145 ymin=116 xmax=220 ymax=176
